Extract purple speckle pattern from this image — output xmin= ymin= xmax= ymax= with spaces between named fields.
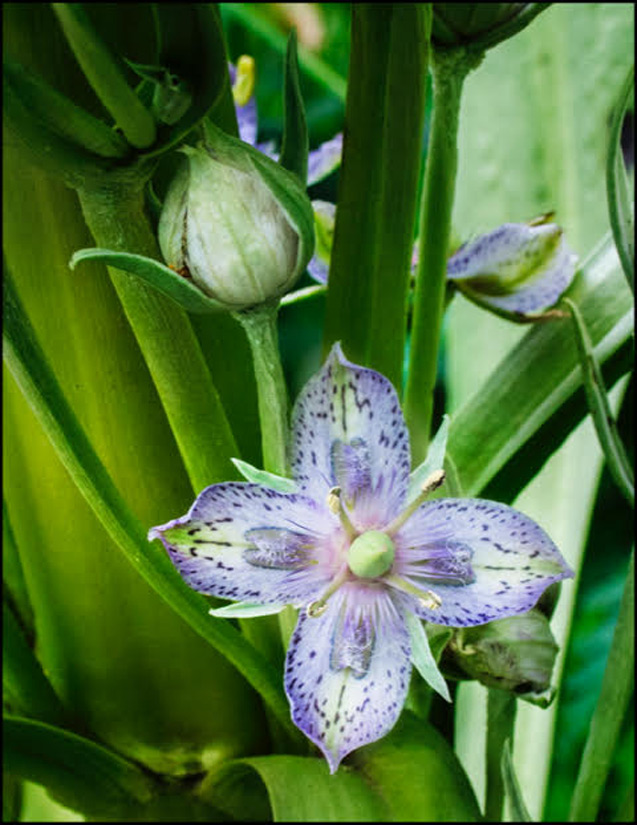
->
xmin=149 ymin=343 xmax=574 ymax=772
xmin=392 ymin=498 xmax=574 ymax=625
xmin=447 ymin=222 xmax=578 ymax=312
xmin=289 ymin=343 xmax=411 ymax=530
xmin=149 ymin=483 xmax=332 ymax=607
xmin=285 ymin=585 xmax=410 ymax=773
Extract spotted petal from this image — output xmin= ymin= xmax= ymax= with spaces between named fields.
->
xmin=289 ymin=343 xmax=411 ymax=529
xmin=392 ymin=498 xmax=573 ymax=626
xmin=306 ymin=200 xmax=335 ymax=285
xmin=285 ymin=585 xmax=411 ymax=773
xmin=148 ymin=482 xmax=334 ymax=607
xmin=447 ymin=222 xmax=578 ymax=313
xmin=307 ymin=133 xmax=343 ymax=186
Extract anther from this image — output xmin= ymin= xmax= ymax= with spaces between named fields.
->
xmin=385 ymin=470 xmax=447 ymax=535
xmin=305 ymin=564 xmax=350 ymax=619
xmin=419 ymin=589 xmax=442 ymax=610
xmin=326 ymin=487 xmax=357 ymax=540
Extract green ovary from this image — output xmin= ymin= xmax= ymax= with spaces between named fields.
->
xmin=347 ymin=530 xmax=395 ymax=578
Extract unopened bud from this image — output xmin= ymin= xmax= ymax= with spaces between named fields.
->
xmin=432 ymin=4 xmax=547 ymax=52
xmin=447 ymin=221 xmax=577 ymax=315
xmin=449 ymin=608 xmax=559 ymax=696
xmin=159 ymin=124 xmax=314 ymax=310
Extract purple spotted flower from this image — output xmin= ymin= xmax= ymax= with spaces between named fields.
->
xmin=149 ymin=344 xmax=573 ymax=772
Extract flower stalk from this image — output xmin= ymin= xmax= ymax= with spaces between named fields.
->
xmin=404 ymin=46 xmax=482 ymax=464
xmin=485 ymin=689 xmax=517 ymax=821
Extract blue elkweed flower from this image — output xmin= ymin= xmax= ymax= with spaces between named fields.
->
xmin=149 ymin=344 xmax=573 ymax=772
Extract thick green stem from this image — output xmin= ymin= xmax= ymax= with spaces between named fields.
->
xmin=404 ymin=47 xmax=480 ymax=464
xmin=569 ymin=550 xmax=634 ymax=822
xmin=322 ymin=4 xmax=430 ymax=388
xmin=234 ymin=303 xmax=290 ymax=477
xmin=77 ymin=174 xmax=239 ymax=493
xmin=485 ymin=690 xmax=517 ymax=821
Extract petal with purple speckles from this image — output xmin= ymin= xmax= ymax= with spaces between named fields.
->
xmin=289 ymin=343 xmax=411 ymax=529
xmin=447 ymin=222 xmax=578 ymax=313
xmin=148 ymin=482 xmax=335 ymax=606
xmin=307 ymin=133 xmax=343 ymax=186
xmin=285 ymin=585 xmax=411 ymax=773
xmin=391 ymin=498 xmax=574 ymax=626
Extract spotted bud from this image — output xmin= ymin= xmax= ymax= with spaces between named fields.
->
xmin=347 ymin=531 xmax=395 ymax=579
xmin=447 ymin=221 xmax=578 ymax=315
xmin=159 ymin=123 xmax=314 ymax=310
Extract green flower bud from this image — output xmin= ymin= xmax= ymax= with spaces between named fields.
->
xmin=448 ymin=608 xmax=559 ymax=697
xmin=432 ymin=4 xmax=548 ymax=52
xmin=347 ymin=531 xmax=395 ymax=578
xmin=159 ymin=123 xmax=314 ymax=310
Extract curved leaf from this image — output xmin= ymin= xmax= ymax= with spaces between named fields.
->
xmin=70 ymin=248 xmax=224 ymax=314
xmin=279 ymin=29 xmax=309 ymax=184
xmin=3 ymin=715 xmax=154 ymax=819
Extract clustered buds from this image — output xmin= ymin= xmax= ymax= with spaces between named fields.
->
xmin=159 ymin=123 xmax=314 ymax=310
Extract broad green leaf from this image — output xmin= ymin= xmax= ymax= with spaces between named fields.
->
xmin=3 ymin=272 xmax=294 ymax=742
xmin=3 ymin=602 xmax=68 ymax=726
xmin=231 ymin=457 xmax=298 ymax=493
xmin=70 ymin=248 xmax=224 ymax=314
xmin=279 ymin=30 xmax=309 ymax=184
xmin=207 ymin=755 xmax=383 ymax=822
xmin=352 ymin=711 xmax=483 ymax=822
xmin=606 ymin=66 xmax=634 ymax=292
xmin=4 ymin=715 xmax=154 ymax=819
xmin=563 ymin=297 xmax=634 ymax=506
xmin=52 ymin=4 xmax=156 ymax=149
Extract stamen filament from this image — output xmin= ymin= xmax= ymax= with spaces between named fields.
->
xmin=327 ymin=486 xmax=358 ymax=540
xmin=385 ymin=470 xmax=446 ymax=535
xmin=306 ymin=563 xmax=350 ymax=618
xmin=385 ymin=574 xmax=442 ymax=611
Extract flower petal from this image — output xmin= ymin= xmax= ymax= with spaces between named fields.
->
xmin=285 ymin=585 xmax=411 ymax=773
xmin=393 ymin=498 xmax=573 ymax=625
xmin=289 ymin=343 xmax=411 ymax=529
xmin=447 ymin=222 xmax=578 ymax=313
xmin=307 ymin=133 xmax=343 ymax=186
xmin=148 ymin=482 xmax=333 ymax=606
xmin=306 ymin=200 xmax=335 ymax=285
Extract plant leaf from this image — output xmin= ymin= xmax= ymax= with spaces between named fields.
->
xmin=408 ymin=414 xmax=450 ymax=501
xmin=2 ymin=272 xmax=294 ymax=737
xmin=3 ymin=715 xmax=154 ymax=819
xmin=563 ymin=297 xmax=634 ymax=506
xmin=405 ymin=611 xmax=451 ymax=702
xmin=69 ymin=248 xmax=224 ymax=314
xmin=606 ymin=66 xmax=634 ymax=292
xmin=279 ymin=29 xmax=309 ymax=184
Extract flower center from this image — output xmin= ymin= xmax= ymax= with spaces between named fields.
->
xmin=347 ymin=530 xmax=395 ymax=579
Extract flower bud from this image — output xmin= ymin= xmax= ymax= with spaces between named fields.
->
xmin=432 ymin=4 xmax=547 ymax=51
xmin=446 ymin=220 xmax=578 ymax=315
xmin=448 ymin=608 xmax=559 ymax=697
xmin=159 ymin=123 xmax=314 ymax=310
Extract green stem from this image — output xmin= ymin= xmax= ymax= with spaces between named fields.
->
xmin=569 ymin=550 xmax=634 ymax=822
xmin=234 ymin=303 xmax=290 ymax=476
xmin=404 ymin=46 xmax=481 ymax=464
xmin=485 ymin=690 xmax=517 ymax=822
xmin=77 ymin=173 xmax=239 ymax=492
xmin=322 ymin=4 xmax=430 ymax=388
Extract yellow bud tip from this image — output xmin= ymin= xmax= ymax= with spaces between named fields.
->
xmin=232 ymin=55 xmax=256 ymax=106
